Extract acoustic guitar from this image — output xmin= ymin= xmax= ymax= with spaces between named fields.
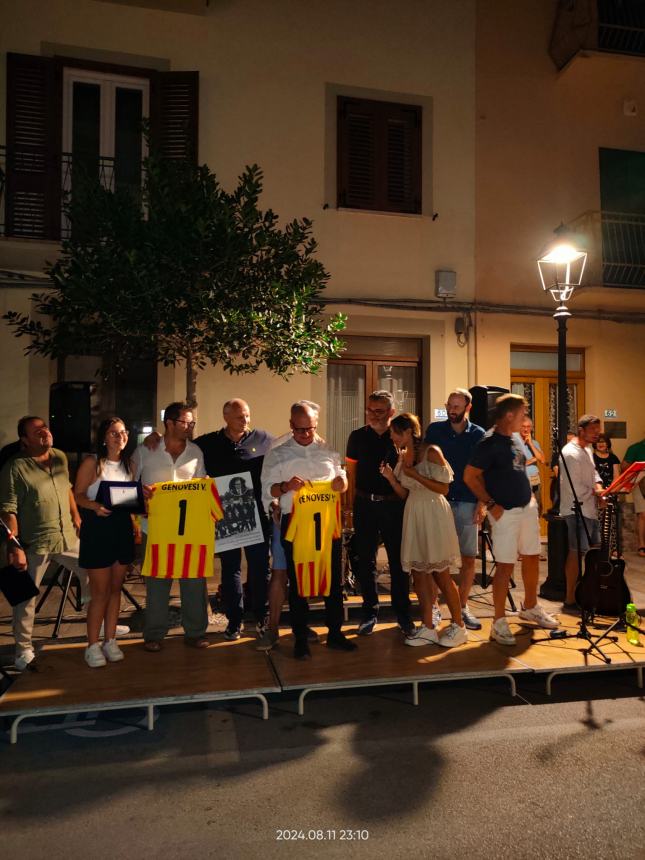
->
xmin=575 ymin=499 xmax=631 ymax=616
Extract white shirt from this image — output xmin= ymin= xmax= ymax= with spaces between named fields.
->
xmin=131 ymin=439 xmax=206 ymax=532
xmin=261 ymin=436 xmax=345 ymax=514
xmin=559 ymin=439 xmax=601 ymax=519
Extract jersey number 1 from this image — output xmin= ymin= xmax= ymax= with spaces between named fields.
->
xmin=313 ymin=511 xmax=321 ymax=551
xmin=177 ymin=499 xmax=187 ymax=536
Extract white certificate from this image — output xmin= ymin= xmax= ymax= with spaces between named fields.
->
xmin=109 ymin=486 xmax=139 ymax=507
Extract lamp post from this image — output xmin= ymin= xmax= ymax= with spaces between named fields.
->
xmin=537 ymin=241 xmax=587 ymax=600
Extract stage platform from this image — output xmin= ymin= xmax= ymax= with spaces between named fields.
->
xmin=1 ymin=614 xmax=643 ymax=743
xmin=0 ymin=637 xmax=280 ymax=743
xmin=268 ymin=623 xmax=531 ymax=714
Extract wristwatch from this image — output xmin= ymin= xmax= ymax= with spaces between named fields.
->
xmin=484 ymin=498 xmax=497 ymax=510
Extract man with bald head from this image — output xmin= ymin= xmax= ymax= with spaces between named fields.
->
xmin=196 ymin=399 xmax=273 ymax=639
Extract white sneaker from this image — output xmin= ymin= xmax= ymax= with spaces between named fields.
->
xmin=85 ymin=642 xmax=107 ymax=668
xmin=102 ymin=638 xmax=124 ymax=663
xmin=404 ymin=624 xmax=440 ymax=647
xmin=489 ymin=617 xmax=516 ymax=646
xmin=14 ymin=649 xmax=36 ymax=672
xmin=438 ymin=622 xmax=468 ymax=648
xmin=519 ymin=603 xmax=559 ymax=629
xmin=99 ymin=622 xmax=130 ymax=638
xmin=432 ymin=604 xmax=442 ymax=628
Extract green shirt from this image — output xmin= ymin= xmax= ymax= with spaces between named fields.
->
xmin=0 ymin=448 xmax=77 ymax=554
xmin=624 ymin=439 xmax=645 ymax=464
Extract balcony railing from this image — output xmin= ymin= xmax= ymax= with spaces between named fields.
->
xmin=562 ymin=209 xmax=645 ymax=290
xmin=551 ymin=0 xmax=645 ymax=69
xmin=1 ymin=145 xmax=143 ymax=241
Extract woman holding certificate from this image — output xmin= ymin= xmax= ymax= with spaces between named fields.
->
xmin=74 ymin=417 xmax=136 ymax=668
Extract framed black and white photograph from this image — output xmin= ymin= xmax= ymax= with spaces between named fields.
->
xmin=214 ymin=471 xmax=264 ymax=552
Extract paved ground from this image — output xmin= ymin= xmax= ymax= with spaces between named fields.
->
xmin=1 ymin=551 xmax=644 ymax=859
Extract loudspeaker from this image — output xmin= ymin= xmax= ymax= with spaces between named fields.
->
xmin=49 ymin=382 xmax=94 ymax=453
xmin=469 ymin=385 xmax=510 ymax=430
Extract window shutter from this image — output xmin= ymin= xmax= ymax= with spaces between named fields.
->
xmin=150 ymin=71 xmax=199 ymax=163
xmin=386 ymin=106 xmax=421 ymax=214
xmin=5 ymin=53 xmax=62 ymax=239
xmin=337 ymin=96 xmax=421 ymax=214
xmin=338 ymin=97 xmax=377 ymax=209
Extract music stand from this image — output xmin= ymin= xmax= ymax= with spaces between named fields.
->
xmin=600 ymin=461 xmax=645 ymax=498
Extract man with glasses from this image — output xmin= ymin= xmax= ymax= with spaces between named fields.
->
xmin=424 ymin=389 xmax=485 ymax=629
xmin=194 ymin=399 xmax=273 ymax=640
xmin=345 ymin=390 xmax=414 ymax=637
xmin=261 ymin=401 xmax=356 ymax=659
xmin=0 ymin=416 xmax=81 ymax=670
xmin=132 ymin=401 xmax=210 ymax=651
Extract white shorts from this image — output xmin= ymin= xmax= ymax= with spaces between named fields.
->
xmin=489 ymin=496 xmax=541 ymax=564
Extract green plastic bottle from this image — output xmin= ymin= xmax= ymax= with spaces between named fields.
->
xmin=625 ymin=603 xmax=640 ymax=646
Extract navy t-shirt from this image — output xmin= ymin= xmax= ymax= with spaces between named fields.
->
xmin=195 ymin=428 xmax=273 ymax=524
xmin=469 ymin=430 xmax=532 ymax=509
xmin=424 ymin=419 xmax=485 ymax=503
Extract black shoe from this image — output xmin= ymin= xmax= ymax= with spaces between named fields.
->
xmin=294 ymin=639 xmax=311 ymax=660
xmin=326 ymin=631 xmax=358 ymax=652
xmin=398 ymin=619 xmax=416 ymax=637
xmin=356 ymin=616 xmax=377 ymax=636
xmin=306 ymin=626 xmax=320 ymax=643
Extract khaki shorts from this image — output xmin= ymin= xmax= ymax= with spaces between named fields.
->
xmin=633 ymin=480 xmax=645 ymax=514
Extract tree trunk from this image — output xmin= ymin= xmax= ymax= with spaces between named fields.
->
xmin=186 ymin=352 xmax=198 ymax=408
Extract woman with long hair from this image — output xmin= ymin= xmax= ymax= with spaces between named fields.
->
xmin=74 ymin=417 xmax=136 ymax=667
xmin=382 ymin=413 xmax=467 ymax=648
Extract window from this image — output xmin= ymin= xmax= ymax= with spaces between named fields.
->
xmin=63 ymin=68 xmax=149 ymax=198
xmin=4 ymin=53 xmax=198 ymax=240
xmin=337 ymin=96 xmax=421 ymax=214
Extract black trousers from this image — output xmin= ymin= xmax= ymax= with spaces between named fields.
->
xmin=281 ymin=518 xmax=344 ymax=640
xmin=353 ymin=496 xmax=411 ymax=624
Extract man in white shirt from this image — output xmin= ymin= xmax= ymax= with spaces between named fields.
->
xmin=559 ymin=414 xmax=603 ymax=607
xmin=132 ymin=401 xmax=209 ymax=650
xmin=261 ymin=401 xmax=357 ymax=659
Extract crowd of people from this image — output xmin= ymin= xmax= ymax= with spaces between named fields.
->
xmin=1 ymin=389 xmax=643 ymax=672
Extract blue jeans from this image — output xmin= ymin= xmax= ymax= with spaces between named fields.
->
xmin=219 ymin=540 xmax=270 ymax=628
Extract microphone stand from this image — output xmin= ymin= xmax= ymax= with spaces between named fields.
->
xmin=532 ymin=433 xmax=618 ymax=663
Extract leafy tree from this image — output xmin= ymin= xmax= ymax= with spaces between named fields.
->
xmin=4 ymin=153 xmax=345 ymax=405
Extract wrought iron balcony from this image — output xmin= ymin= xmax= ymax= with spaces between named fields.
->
xmin=561 ymin=208 xmax=645 ymax=289
xmin=550 ymin=0 xmax=645 ymax=69
xmin=0 ymin=146 xmax=144 ymax=241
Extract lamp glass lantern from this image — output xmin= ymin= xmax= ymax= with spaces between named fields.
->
xmin=537 ymin=243 xmax=587 ymax=317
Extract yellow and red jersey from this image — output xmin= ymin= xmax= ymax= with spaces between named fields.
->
xmin=142 ymin=478 xmax=223 ymax=579
xmin=284 ymin=480 xmax=341 ymax=597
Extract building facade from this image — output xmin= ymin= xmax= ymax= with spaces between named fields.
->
xmin=1 ymin=0 xmax=643 ymax=483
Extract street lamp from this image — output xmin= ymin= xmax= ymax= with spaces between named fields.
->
xmin=537 ymin=240 xmax=587 ymax=599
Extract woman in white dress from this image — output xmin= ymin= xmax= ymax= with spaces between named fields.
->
xmin=382 ymin=413 xmax=467 ymax=649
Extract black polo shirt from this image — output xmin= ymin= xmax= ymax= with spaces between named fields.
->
xmin=195 ymin=428 xmax=273 ymax=519
xmin=469 ymin=430 xmax=531 ymax=510
xmin=346 ymin=425 xmax=399 ymax=496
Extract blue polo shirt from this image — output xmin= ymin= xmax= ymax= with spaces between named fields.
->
xmin=424 ymin=419 xmax=485 ymax=503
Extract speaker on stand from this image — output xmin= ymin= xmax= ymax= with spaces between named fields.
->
xmin=49 ymin=382 xmax=95 ymax=457
xmin=468 ymin=384 xmax=509 ymax=430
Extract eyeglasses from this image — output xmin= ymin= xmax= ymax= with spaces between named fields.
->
xmin=366 ymin=407 xmax=389 ymax=417
xmin=174 ymin=419 xmax=196 ymax=429
xmin=107 ymin=430 xmax=129 ymax=438
xmin=292 ymin=426 xmax=317 ymax=435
